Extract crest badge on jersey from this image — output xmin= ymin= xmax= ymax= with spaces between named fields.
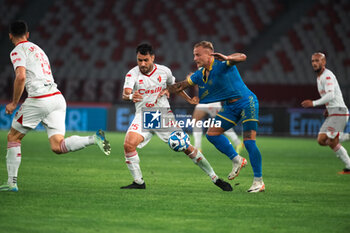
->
xmin=143 ymin=110 xmax=161 ymax=129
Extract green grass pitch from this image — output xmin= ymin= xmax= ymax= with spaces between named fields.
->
xmin=0 ymin=130 xmax=349 ymax=233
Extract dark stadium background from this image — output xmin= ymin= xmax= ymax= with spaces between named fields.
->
xmin=0 ymin=0 xmax=349 ymax=134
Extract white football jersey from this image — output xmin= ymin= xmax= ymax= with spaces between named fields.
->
xmin=123 ymin=64 xmax=175 ymax=112
xmin=315 ymin=68 xmax=347 ymax=110
xmin=10 ymin=41 xmax=59 ymax=97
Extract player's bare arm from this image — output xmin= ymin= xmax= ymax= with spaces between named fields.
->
xmin=212 ymin=52 xmax=247 ymax=65
xmin=301 ymin=100 xmax=313 ymax=108
xmin=122 ymin=88 xmax=142 ymax=103
xmin=178 ymin=91 xmax=199 ymax=105
xmin=167 ymin=80 xmax=191 ymax=94
xmin=6 ymin=66 xmax=26 ymax=114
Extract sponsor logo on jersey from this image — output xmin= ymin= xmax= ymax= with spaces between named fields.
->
xmin=138 ymin=86 xmax=162 ymax=95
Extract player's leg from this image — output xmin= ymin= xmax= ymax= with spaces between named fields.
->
xmin=206 ymin=114 xmax=247 ymax=181
xmin=183 ymin=145 xmax=232 ymax=191
xmin=0 ymin=128 xmax=25 ymax=192
xmin=121 ymin=131 xmax=146 ymax=189
xmin=240 ymin=95 xmax=264 ymax=192
xmin=319 ymin=113 xmax=350 ymax=173
xmin=120 ymin=114 xmax=152 ymax=189
xmin=243 ymin=126 xmax=264 ymax=193
xmin=44 ymin=95 xmax=110 ymax=155
xmin=0 ymin=99 xmax=39 ymax=192
xmin=192 ymin=107 xmax=208 ymax=150
xmin=48 ymin=131 xmax=110 ymax=156
xmin=319 ymin=133 xmax=350 ymax=173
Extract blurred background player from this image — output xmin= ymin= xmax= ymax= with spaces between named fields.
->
xmin=0 ymin=20 xmax=111 ymax=192
xmin=301 ymin=52 xmax=350 ymax=174
xmin=168 ymin=41 xmax=265 ymax=192
xmin=121 ymin=43 xmax=232 ymax=191
xmin=192 ymin=101 xmax=243 ymax=153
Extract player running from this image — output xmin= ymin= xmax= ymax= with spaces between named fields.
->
xmin=301 ymin=52 xmax=350 ymax=174
xmin=120 ymin=43 xmax=232 ymax=191
xmin=167 ymin=41 xmax=264 ymax=192
xmin=0 ymin=20 xmax=111 ymax=192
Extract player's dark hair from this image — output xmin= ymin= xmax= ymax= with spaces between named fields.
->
xmin=136 ymin=43 xmax=155 ymax=55
xmin=9 ymin=20 xmax=28 ymax=37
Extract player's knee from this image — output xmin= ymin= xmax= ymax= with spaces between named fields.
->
xmin=317 ymin=138 xmax=327 ymax=146
xmin=51 ymin=145 xmax=63 ymax=154
xmin=317 ymin=135 xmax=328 ymax=146
xmin=124 ymin=141 xmax=136 ymax=153
xmin=7 ymin=130 xmax=23 ymax=143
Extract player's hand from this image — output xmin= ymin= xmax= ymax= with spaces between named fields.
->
xmin=132 ymin=90 xmax=143 ymax=102
xmin=158 ymin=89 xmax=170 ymax=99
xmin=211 ymin=53 xmax=228 ymax=61
xmin=5 ymin=102 xmax=17 ymax=114
xmin=301 ymin=100 xmax=313 ymax=108
xmin=188 ymin=96 xmax=199 ymax=105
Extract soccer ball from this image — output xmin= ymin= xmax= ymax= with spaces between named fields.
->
xmin=168 ymin=131 xmax=190 ymax=152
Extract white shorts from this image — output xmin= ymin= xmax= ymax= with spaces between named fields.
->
xmin=12 ymin=94 xmax=66 ymax=138
xmin=195 ymin=102 xmax=222 ymax=117
xmin=319 ymin=107 xmax=349 ymax=139
xmin=127 ymin=111 xmax=181 ymax=149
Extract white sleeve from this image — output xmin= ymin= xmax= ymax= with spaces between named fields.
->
xmin=123 ymin=70 xmax=136 ymax=90
xmin=165 ymin=67 xmax=175 ymax=85
xmin=313 ymin=75 xmax=335 ymax=107
xmin=10 ymin=47 xmax=26 ymax=70
xmin=313 ymin=92 xmax=335 ymax=106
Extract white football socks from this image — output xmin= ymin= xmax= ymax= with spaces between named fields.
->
xmin=125 ymin=151 xmax=144 ymax=184
xmin=6 ymin=142 xmax=22 ymax=185
xmin=224 ymin=129 xmax=241 ymax=147
xmin=334 ymin=144 xmax=350 ymax=169
xmin=60 ymin=135 xmax=95 ymax=153
xmin=190 ymin=149 xmax=218 ymax=182
xmin=193 ymin=131 xmax=202 ymax=150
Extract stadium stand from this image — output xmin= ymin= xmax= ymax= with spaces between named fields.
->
xmin=0 ymin=0 xmax=348 ymax=106
xmin=244 ymin=0 xmax=350 ymax=105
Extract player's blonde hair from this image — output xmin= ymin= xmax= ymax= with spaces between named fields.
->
xmin=194 ymin=41 xmax=214 ymax=51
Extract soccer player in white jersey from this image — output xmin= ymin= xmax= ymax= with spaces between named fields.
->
xmin=120 ymin=43 xmax=232 ymax=191
xmin=0 ymin=20 xmax=111 ymax=192
xmin=192 ymin=102 xmax=244 ymax=153
xmin=301 ymin=52 xmax=350 ymax=174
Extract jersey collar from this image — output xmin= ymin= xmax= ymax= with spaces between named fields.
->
xmin=144 ymin=64 xmax=157 ymax=77
xmin=201 ymin=59 xmax=214 ymax=83
xmin=15 ymin=40 xmax=29 ymax=46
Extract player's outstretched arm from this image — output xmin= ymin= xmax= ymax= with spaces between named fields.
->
xmin=6 ymin=66 xmax=26 ymax=115
xmin=212 ymin=52 xmax=247 ymax=66
xmin=177 ymin=91 xmax=199 ymax=105
xmin=167 ymin=80 xmax=191 ymax=94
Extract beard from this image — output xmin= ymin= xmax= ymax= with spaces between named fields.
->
xmin=313 ymin=67 xmax=322 ymax=73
